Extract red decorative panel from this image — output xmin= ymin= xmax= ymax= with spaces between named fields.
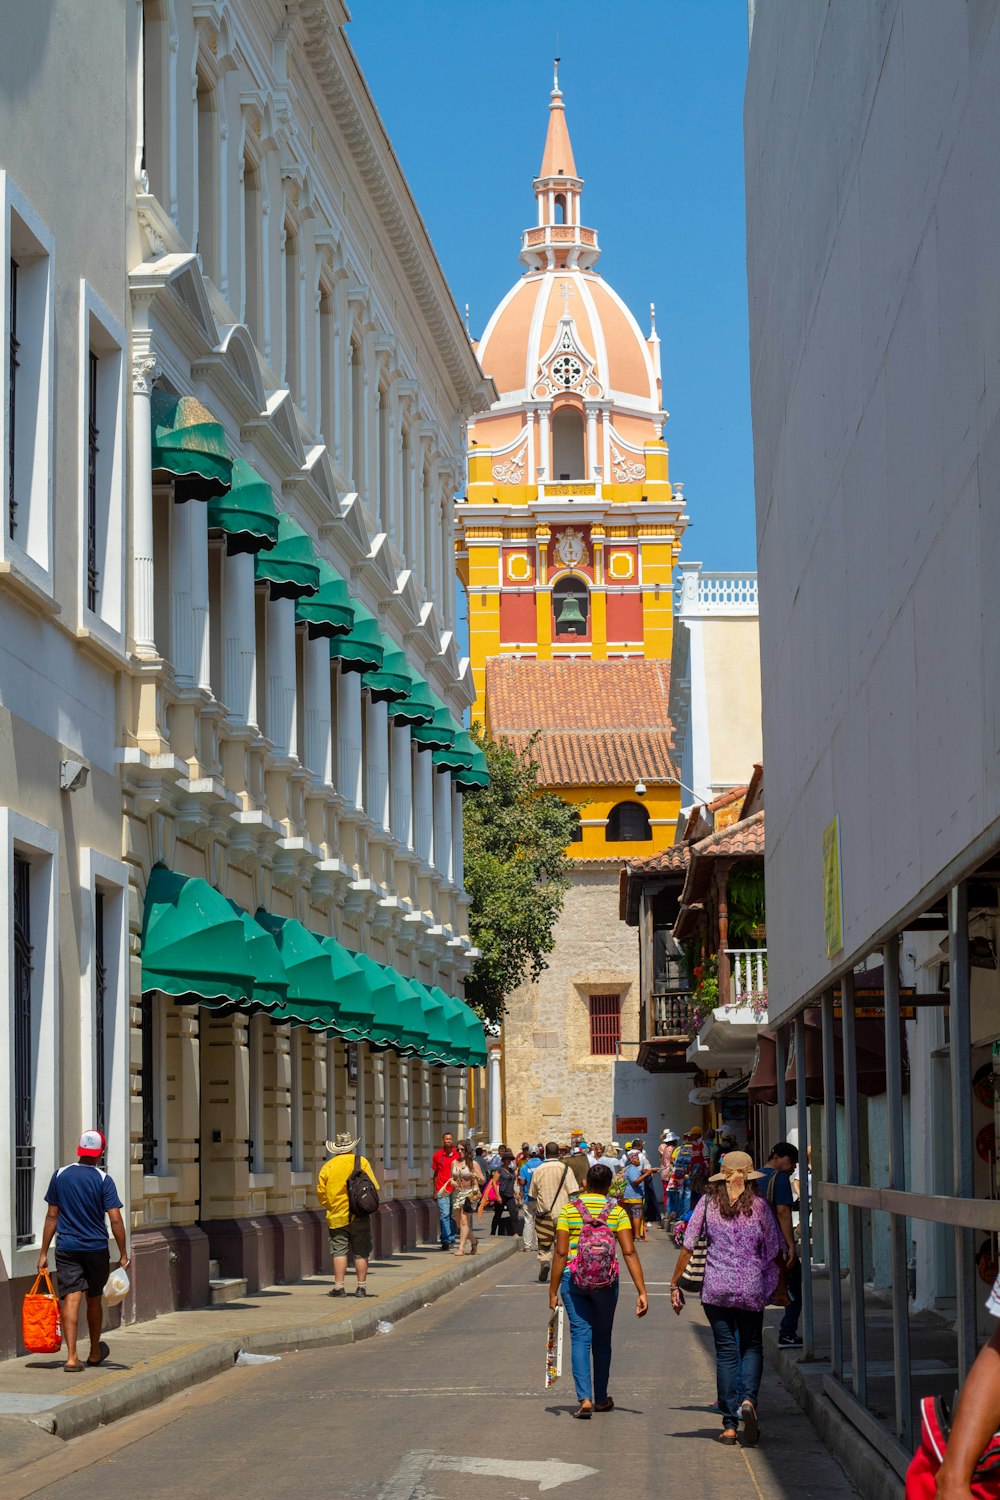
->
xmin=499 ymin=590 xmax=538 ymax=644
xmin=606 ymin=590 xmax=644 ymax=643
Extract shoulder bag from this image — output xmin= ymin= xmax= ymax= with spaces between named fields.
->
xmin=678 ymin=1201 xmax=709 ymax=1294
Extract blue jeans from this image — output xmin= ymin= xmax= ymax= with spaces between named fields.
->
xmin=703 ymin=1303 xmax=765 ymax=1429
xmin=560 ymin=1269 xmax=619 ymax=1404
xmin=780 ymin=1259 xmax=802 ymax=1338
xmin=436 ymin=1189 xmax=457 ymax=1247
xmin=667 ymin=1184 xmax=690 ymax=1218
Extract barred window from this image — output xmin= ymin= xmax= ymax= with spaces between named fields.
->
xmin=589 ymin=993 xmax=621 ymax=1056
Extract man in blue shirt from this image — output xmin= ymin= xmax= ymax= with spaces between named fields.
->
xmin=518 ymin=1148 xmax=543 ymax=1251
xmin=38 ymin=1130 xmax=129 ymax=1372
xmin=759 ymin=1142 xmax=801 ymax=1347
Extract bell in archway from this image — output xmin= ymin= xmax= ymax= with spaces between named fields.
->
xmin=555 ymin=594 xmax=587 ymax=634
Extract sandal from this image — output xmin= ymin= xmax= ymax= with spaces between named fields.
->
xmin=87 ymin=1341 xmax=111 ymax=1368
xmin=63 ymin=1361 xmax=85 ymax=1373
xmin=571 ymin=1403 xmax=593 ymax=1420
xmin=717 ymin=1429 xmax=738 ymax=1445
xmin=594 ymin=1398 xmax=615 ymax=1413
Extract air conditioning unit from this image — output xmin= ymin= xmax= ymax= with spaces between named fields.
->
xmin=688 ymin=1087 xmax=715 ymax=1106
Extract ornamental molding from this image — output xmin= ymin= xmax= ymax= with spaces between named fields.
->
xmin=296 ymin=3 xmax=494 ymax=416
xmin=609 ymin=442 xmax=645 ymax=484
xmin=131 ymin=353 xmax=159 ymax=396
xmin=532 ymin=303 xmax=603 ymax=400
xmin=492 ymin=437 xmax=529 ymax=485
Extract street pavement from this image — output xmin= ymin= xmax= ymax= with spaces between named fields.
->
xmin=4 ymin=1232 xmax=858 ymax=1500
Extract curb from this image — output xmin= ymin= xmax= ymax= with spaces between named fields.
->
xmin=763 ymin=1331 xmax=904 ymax=1500
xmin=17 ymin=1240 xmax=520 ymax=1445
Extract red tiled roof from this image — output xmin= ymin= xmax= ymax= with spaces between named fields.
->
xmin=625 ymin=843 xmax=691 ymax=876
xmin=485 ymin=659 xmax=676 ymax=788
xmin=692 ymin=809 xmax=765 ymax=858
xmin=706 ymin=786 xmax=748 ymax=814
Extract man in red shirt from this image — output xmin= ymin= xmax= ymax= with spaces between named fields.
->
xmin=432 ymin=1132 xmax=460 ymax=1250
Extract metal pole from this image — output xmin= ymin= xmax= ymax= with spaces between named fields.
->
xmin=949 ymin=881 xmax=977 ymax=1383
xmin=842 ymin=970 xmax=867 ymax=1403
xmin=775 ymin=1025 xmax=788 ymax=1143
xmin=821 ymin=989 xmax=843 ymax=1379
xmin=794 ymin=1012 xmax=814 ymax=1358
xmin=884 ymin=938 xmax=913 ymax=1448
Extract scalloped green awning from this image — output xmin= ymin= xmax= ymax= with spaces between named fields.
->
xmin=432 ymin=722 xmax=475 ymax=775
xmin=151 ymin=390 xmax=233 ymax=502
xmin=362 ymin=640 xmax=411 ymax=704
xmin=253 ymin=514 xmax=321 ymax=601
xmin=141 ymin=866 xmax=254 ymax=1006
xmin=315 ymin=935 xmax=380 ymax=1041
xmin=295 ymin=558 xmax=354 ymax=639
xmin=387 ymin=665 xmax=435 ymax=728
xmin=226 ymin=902 xmax=288 ymax=1011
xmin=454 ymin=739 xmax=490 ymax=793
xmin=329 ymin=597 xmax=383 ymax=675
xmin=349 ymin=954 xmax=425 ymax=1053
xmin=430 ymin=985 xmax=488 ymax=1068
xmin=253 ymin=912 xmax=348 ymax=1033
xmin=207 ymin=458 xmax=279 ymax=555
xmin=410 ymin=693 xmax=457 ymax=751
xmin=406 ymin=978 xmax=461 ymax=1066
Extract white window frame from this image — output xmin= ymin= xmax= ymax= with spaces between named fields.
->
xmin=0 ymin=811 xmax=59 ymax=1277
xmin=79 ymin=850 xmax=129 ymax=1205
xmin=78 ymin=282 xmax=127 ymax=650
xmin=0 ymin=173 xmax=55 ymax=596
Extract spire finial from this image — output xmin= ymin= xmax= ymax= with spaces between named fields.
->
xmin=464 ymin=302 xmax=470 ymax=335
xmin=649 ymin=302 xmax=657 ymax=335
xmin=553 ymin=55 xmax=560 ymax=94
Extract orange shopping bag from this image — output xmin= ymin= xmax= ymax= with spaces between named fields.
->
xmin=22 ymin=1269 xmax=62 ymax=1354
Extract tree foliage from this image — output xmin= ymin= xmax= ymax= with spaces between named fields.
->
xmin=462 ymin=726 xmax=578 ymax=1023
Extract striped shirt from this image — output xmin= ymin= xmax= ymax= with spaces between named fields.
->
xmin=556 ymin=1194 xmax=630 ymax=1261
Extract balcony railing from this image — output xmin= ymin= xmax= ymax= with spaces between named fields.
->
xmin=725 ymin=948 xmax=768 ymax=1017
xmin=652 ymin=991 xmax=697 ymax=1037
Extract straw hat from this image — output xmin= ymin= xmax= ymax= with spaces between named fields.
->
xmin=708 ymin=1150 xmax=764 ymax=1183
xmin=325 ymin=1132 xmax=360 ymax=1156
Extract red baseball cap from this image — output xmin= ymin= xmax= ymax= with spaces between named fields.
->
xmin=77 ymin=1129 xmax=106 ymax=1160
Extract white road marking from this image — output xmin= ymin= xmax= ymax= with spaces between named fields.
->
xmin=378 ymin=1452 xmax=598 ymax=1497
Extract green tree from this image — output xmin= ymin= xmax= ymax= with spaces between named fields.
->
xmin=462 ymin=726 xmax=578 ymax=1023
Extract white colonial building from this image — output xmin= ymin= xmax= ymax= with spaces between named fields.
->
xmin=0 ymin=0 xmax=493 ymax=1347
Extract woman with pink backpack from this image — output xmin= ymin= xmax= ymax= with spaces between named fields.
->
xmin=548 ymin=1162 xmax=649 ymax=1419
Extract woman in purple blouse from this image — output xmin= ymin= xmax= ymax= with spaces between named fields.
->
xmin=670 ymin=1151 xmax=787 ymax=1446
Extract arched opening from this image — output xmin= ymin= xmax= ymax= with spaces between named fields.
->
xmin=552 ymin=576 xmax=589 ymax=637
xmin=554 ymin=193 xmax=567 ymax=225
xmin=606 ymin=801 xmax=651 ymax=842
xmin=552 ymin=405 xmax=585 ymax=480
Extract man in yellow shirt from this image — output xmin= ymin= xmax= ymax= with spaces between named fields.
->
xmin=316 ymin=1133 xmax=380 ymax=1297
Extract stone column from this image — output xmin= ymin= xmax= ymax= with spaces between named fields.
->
xmin=390 ymin=721 xmax=414 ymax=848
xmin=169 ymin=501 xmax=194 ymax=683
xmin=303 ymin=632 xmax=332 ymax=783
xmin=190 ymin=501 xmax=211 ymax=692
xmin=365 ymin=695 xmax=390 ymax=833
xmin=413 ymin=744 xmax=434 ymax=866
xmin=488 ymin=1044 xmax=503 ymax=1146
xmin=337 ymin=668 xmax=363 ymax=809
xmin=451 ymin=784 xmax=465 ymax=895
xmin=131 ymin=350 xmax=159 ymax=656
xmin=538 ymin=407 xmax=551 ymax=480
xmin=432 ymin=767 xmax=453 ymax=883
xmin=585 ymin=404 xmax=599 ymax=480
xmin=223 ymin=550 xmax=257 ymax=728
xmin=266 ymin=596 xmax=297 ymax=759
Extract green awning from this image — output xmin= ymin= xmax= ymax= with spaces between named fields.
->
xmin=207 ymin=458 xmax=279 ymax=555
xmin=141 ymin=866 xmax=254 ymax=1006
xmin=454 ymin=739 xmax=490 ymax=793
xmin=406 ymin=978 xmax=460 ymax=1065
xmin=253 ymin=912 xmax=346 ymax=1033
xmin=226 ymin=902 xmax=288 ymax=1011
xmin=295 ymin=559 xmax=354 ymax=639
xmin=362 ymin=641 xmax=410 ymax=704
xmin=329 ymin=597 xmax=383 ymax=675
xmin=427 ymin=986 xmax=475 ymax=1066
xmin=432 ymin=723 xmax=475 ymax=775
xmin=347 ymin=955 xmax=422 ymax=1053
xmin=410 ymin=693 xmax=457 ymax=751
xmin=151 ymin=390 xmax=233 ymax=502
xmin=430 ymin=985 xmax=488 ymax=1068
xmin=253 ymin=514 xmax=320 ymax=601
xmin=315 ymin=935 xmax=380 ymax=1041
xmin=387 ymin=665 xmax=435 ymax=728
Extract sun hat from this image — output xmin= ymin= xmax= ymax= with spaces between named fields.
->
xmin=709 ymin=1150 xmax=764 ymax=1192
xmin=325 ymin=1132 xmax=360 ymax=1156
xmin=78 ymin=1129 xmax=106 ymax=1160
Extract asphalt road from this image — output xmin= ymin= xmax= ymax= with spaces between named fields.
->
xmin=6 ymin=1233 xmax=858 ymax=1500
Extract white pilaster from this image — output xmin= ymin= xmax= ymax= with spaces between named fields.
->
xmin=391 ymin=722 xmax=414 ymax=849
xmin=303 ymin=632 xmax=333 ymax=783
xmin=169 ymin=501 xmax=194 ymax=683
xmin=267 ymin=596 xmax=297 ymax=759
xmin=432 ymin=766 xmax=453 ymax=883
xmin=451 ymin=784 xmax=465 ymax=895
xmin=337 ymin=668 xmax=363 ymax=809
xmin=223 ymin=549 xmax=257 ymax=728
xmin=413 ymin=743 xmax=434 ymax=866
xmin=131 ymin=351 xmax=158 ymax=656
xmin=585 ymin=404 xmax=599 ymax=481
xmin=538 ymin=407 xmax=551 ymax=477
xmin=365 ymin=695 xmax=390 ymax=833
xmin=189 ymin=500 xmax=211 ymax=692
xmin=488 ymin=1044 xmax=503 ymax=1146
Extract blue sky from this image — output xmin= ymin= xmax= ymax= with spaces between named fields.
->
xmin=347 ymin=0 xmax=754 ymax=573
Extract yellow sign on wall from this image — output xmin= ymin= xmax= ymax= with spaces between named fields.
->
xmin=822 ymin=815 xmax=844 ymax=958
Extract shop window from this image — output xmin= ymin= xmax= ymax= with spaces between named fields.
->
xmin=589 ymin=994 xmax=621 ymax=1056
xmin=606 ymin=801 xmax=651 ymax=842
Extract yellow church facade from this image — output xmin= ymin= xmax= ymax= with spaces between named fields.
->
xmin=456 ymin=67 xmax=691 ymax=1144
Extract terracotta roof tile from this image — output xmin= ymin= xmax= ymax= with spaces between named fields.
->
xmin=706 ymin=786 xmax=748 ymax=813
xmin=625 ymin=843 xmax=692 ymax=876
xmin=693 ymin=809 xmax=765 ymax=858
xmin=486 ymin=659 xmax=676 ymax=788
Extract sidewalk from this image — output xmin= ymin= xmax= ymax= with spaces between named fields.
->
xmin=0 ymin=1238 xmax=518 ymax=1475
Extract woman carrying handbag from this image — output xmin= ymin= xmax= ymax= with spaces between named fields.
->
xmin=669 ymin=1151 xmax=787 ymax=1447
xmin=451 ymin=1140 xmax=484 ymax=1256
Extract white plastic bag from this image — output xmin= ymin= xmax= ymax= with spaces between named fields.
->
xmin=375 ymin=1319 xmax=393 ymax=1335
xmin=235 ymin=1350 xmax=281 ymax=1366
xmin=103 ymin=1268 xmax=130 ymax=1307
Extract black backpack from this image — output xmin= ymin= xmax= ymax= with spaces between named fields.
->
xmin=346 ymin=1153 xmax=379 ymax=1217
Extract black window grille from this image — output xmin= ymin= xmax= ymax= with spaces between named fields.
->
xmin=13 ymin=852 xmax=34 ymax=1245
xmin=140 ymin=991 xmax=157 ymax=1174
xmin=8 ymin=257 xmax=20 ymax=539
xmin=86 ymin=350 xmax=100 ymax=611
xmin=95 ymin=889 xmax=107 ymax=1136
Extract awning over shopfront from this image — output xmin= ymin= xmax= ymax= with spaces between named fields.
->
xmin=351 ymin=955 xmax=427 ymax=1054
xmin=401 ymin=975 xmax=457 ymax=1064
xmin=227 ymin=901 xmax=288 ymax=1012
xmin=254 ymin=913 xmax=361 ymax=1037
xmin=141 ymin=866 xmax=255 ymax=1006
xmin=294 ymin=558 xmax=355 ymax=638
xmin=453 ymin=737 xmax=490 ymax=793
xmin=151 ymin=390 xmax=234 ymax=502
xmin=253 ymin=514 xmax=321 ymax=600
xmin=328 ymin=597 xmax=384 ymax=675
xmin=747 ymin=1011 xmax=899 ymax=1106
xmin=432 ymin=724 xmax=475 ymax=776
xmin=207 ymin=457 xmax=279 ymax=555
xmin=362 ymin=640 xmax=411 ymax=704
xmin=410 ymin=693 xmax=458 ymax=752
xmin=387 ymin=666 xmax=436 ymax=729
